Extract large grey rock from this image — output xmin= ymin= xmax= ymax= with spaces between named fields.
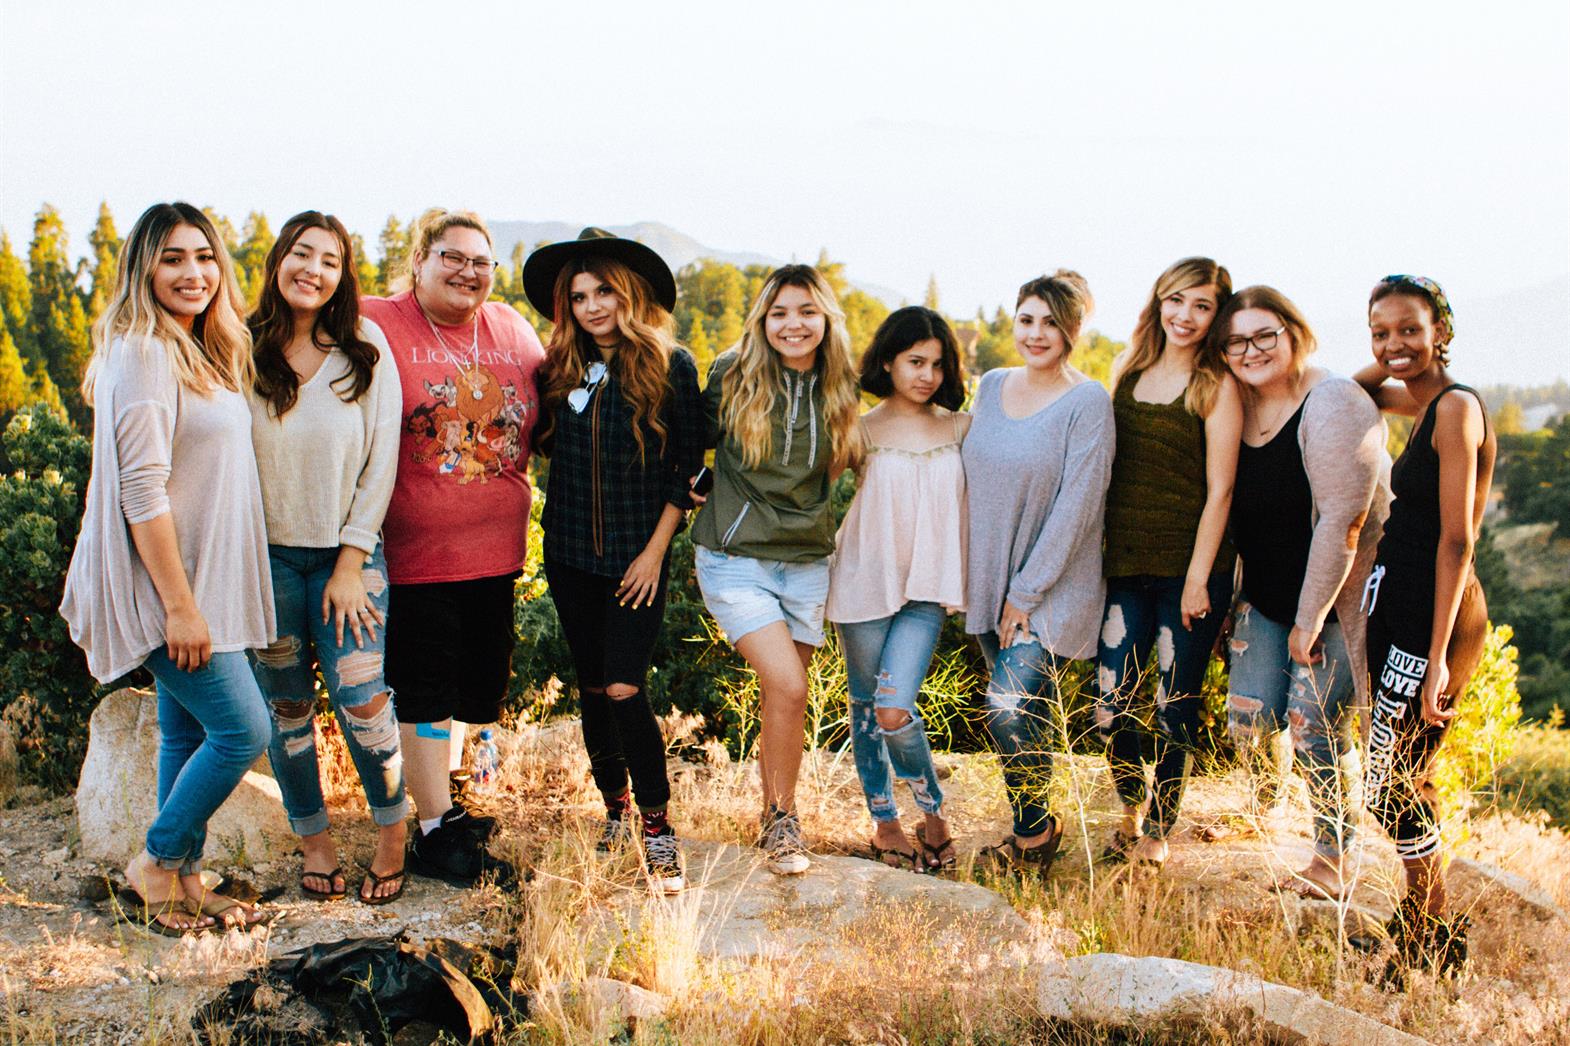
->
xmin=75 ymin=688 xmax=293 ymax=866
xmin=609 ymin=840 xmax=1034 ymax=964
xmin=1037 ymin=953 xmax=1429 ymax=1045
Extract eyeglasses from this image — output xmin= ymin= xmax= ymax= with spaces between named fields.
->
xmin=568 ymin=362 xmax=608 ymax=413
xmin=434 ymin=249 xmax=496 ymax=276
xmin=1223 ymin=327 xmax=1287 ymax=357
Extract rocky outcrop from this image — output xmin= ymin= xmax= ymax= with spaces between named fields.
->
xmin=74 ymin=688 xmax=293 ymax=866
xmin=1450 ymin=857 xmax=1568 ymax=924
xmin=1037 ymin=953 xmax=1429 ymax=1045
xmin=610 ymin=840 xmax=1035 ymax=964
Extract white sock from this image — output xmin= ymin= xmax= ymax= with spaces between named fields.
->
xmin=420 ymin=815 xmax=445 ymax=836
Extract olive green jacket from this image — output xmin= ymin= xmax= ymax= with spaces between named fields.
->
xmin=690 ymin=350 xmax=836 ymax=562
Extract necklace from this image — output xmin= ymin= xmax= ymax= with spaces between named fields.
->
xmin=1252 ymin=386 xmax=1301 ymax=439
xmin=415 ymin=295 xmax=480 ymax=364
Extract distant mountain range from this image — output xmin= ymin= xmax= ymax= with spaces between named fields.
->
xmin=487 ymin=220 xmax=912 ymax=308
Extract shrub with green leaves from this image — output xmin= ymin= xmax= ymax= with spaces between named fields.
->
xmin=0 ymin=402 xmax=98 ymax=790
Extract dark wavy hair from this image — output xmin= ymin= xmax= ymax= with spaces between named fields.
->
xmin=857 ymin=306 xmax=966 ymax=410
xmin=249 ymin=211 xmax=378 ymax=417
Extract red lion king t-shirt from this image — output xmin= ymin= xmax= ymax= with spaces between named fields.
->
xmin=362 ymin=291 xmax=545 ymax=584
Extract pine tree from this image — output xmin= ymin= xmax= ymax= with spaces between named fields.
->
xmin=814 ymin=249 xmax=849 ymax=298
xmin=0 ymin=232 xmax=34 ymax=367
xmin=685 ymin=310 xmax=713 ymax=373
xmin=377 ymin=216 xmax=408 ymax=293
xmin=44 ymin=295 xmax=91 ymax=422
xmin=924 ymin=274 xmax=941 ymax=312
xmin=235 ymin=212 xmax=274 ymax=307
xmin=26 ymin=358 xmax=64 ymax=416
xmin=86 ymin=202 xmax=120 ymax=317
xmin=27 ymin=205 xmax=75 ymax=368
xmin=349 ymin=232 xmax=380 ymax=296
xmin=0 ymin=316 xmax=27 ymax=415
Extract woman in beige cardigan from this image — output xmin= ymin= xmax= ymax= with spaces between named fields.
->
xmin=1215 ymin=285 xmax=1390 ymax=901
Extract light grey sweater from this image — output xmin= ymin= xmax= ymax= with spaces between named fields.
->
xmin=963 ymin=370 xmax=1115 ymax=660
xmin=1289 ymin=374 xmax=1392 ymax=703
xmin=61 ymin=336 xmax=275 ymax=683
xmin=248 ymin=319 xmax=400 ymax=553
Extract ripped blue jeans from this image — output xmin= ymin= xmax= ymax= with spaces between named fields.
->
xmin=837 ymin=602 xmax=947 ymax=823
xmin=977 ymin=631 xmax=1065 ymax=839
xmin=1226 ymin=604 xmax=1357 ymax=859
xmin=250 ymin=545 xmax=408 ymax=836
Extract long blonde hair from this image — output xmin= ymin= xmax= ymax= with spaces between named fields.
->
xmin=1118 ymin=257 xmax=1233 ymax=417
xmin=394 ymin=207 xmax=492 ymax=291
xmin=539 ymin=256 xmax=676 ymax=462
xmin=83 ymin=202 xmax=252 ymax=405
xmin=720 ymin=264 xmax=864 ymax=473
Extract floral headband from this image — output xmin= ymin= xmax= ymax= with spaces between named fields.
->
xmin=1379 ymin=274 xmax=1454 ymax=344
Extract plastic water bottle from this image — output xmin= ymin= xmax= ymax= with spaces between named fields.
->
xmin=473 ymin=729 xmax=499 ymax=792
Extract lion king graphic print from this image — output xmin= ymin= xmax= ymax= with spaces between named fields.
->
xmin=361 ymin=292 xmax=545 ymax=585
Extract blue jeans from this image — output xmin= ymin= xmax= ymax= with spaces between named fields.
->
xmin=1226 ymin=604 xmax=1357 ymax=859
xmin=837 ymin=602 xmax=946 ymax=823
xmin=143 ymin=649 xmax=272 ymax=872
xmin=1095 ymin=573 xmax=1230 ymax=840
xmin=977 ymin=631 xmax=1065 ymax=838
xmin=250 ymin=545 xmax=407 ymax=836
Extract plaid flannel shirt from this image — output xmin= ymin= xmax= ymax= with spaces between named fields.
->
xmin=540 ymin=348 xmax=705 ymax=576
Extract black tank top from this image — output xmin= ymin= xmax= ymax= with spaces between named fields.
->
xmin=1231 ymin=400 xmax=1327 ymax=627
xmin=1378 ymin=383 xmax=1487 ymax=571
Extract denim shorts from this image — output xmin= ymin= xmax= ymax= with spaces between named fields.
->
xmin=694 ymin=546 xmax=830 ymax=646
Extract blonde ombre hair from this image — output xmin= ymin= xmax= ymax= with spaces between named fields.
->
xmin=1117 ymin=257 xmax=1233 ymax=417
xmin=83 ymin=202 xmax=252 ymax=405
xmin=1015 ymin=269 xmax=1095 ymax=346
xmin=720 ymin=264 xmax=864 ymax=473
xmin=394 ymin=207 xmax=493 ymax=291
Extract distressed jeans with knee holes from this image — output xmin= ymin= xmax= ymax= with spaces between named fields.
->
xmin=1224 ymin=604 xmax=1358 ymax=860
xmin=977 ymin=631 xmax=1066 ymax=839
xmin=250 ymin=545 xmax=408 ymax=836
xmin=1095 ymin=572 xmax=1230 ymax=841
xmin=837 ymin=602 xmax=947 ymax=824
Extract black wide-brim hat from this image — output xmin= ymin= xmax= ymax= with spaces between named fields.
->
xmin=522 ymin=227 xmax=678 ymax=320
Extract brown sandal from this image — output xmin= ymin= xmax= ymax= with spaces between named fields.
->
xmin=868 ymin=840 xmax=922 ymax=872
xmin=980 ymin=815 xmax=1063 ymax=877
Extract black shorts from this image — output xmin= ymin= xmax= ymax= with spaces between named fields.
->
xmin=543 ymin=558 xmax=669 ymax=691
xmin=385 ymin=572 xmax=520 ymax=725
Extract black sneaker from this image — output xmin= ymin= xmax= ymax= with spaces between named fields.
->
xmin=409 ymin=807 xmax=497 ymax=887
xmin=642 ymin=830 xmax=685 ymax=894
xmin=449 ymin=771 xmax=498 ymax=839
xmin=1362 ymin=894 xmax=1472 ymax=987
xmin=597 ymin=812 xmax=635 ymax=853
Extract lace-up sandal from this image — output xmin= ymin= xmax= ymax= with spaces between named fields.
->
xmin=979 ymin=815 xmax=1063 ymax=877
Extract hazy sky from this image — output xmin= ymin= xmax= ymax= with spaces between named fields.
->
xmin=3 ymin=0 xmax=1567 ymax=382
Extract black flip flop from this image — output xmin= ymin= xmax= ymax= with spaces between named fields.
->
xmin=915 ymin=824 xmax=957 ymax=872
xmin=359 ymin=865 xmax=407 ymax=906
xmin=300 ymin=866 xmax=347 ymax=901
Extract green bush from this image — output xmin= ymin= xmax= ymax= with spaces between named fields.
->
xmin=1492 ymin=712 xmax=1570 ymax=829
xmin=0 ymin=402 xmax=98 ymax=791
xmin=1432 ymin=623 xmax=1523 ymax=817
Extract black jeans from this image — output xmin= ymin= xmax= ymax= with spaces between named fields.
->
xmin=544 ymin=558 xmax=672 ymax=811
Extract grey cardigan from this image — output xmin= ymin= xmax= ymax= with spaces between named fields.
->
xmin=963 ymin=371 xmax=1115 ymax=659
xmin=1285 ymin=374 xmax=1392 ymax=704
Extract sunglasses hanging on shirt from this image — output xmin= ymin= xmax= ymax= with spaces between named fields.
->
xmin=568 ymin=362 xmax=608 ymax=413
